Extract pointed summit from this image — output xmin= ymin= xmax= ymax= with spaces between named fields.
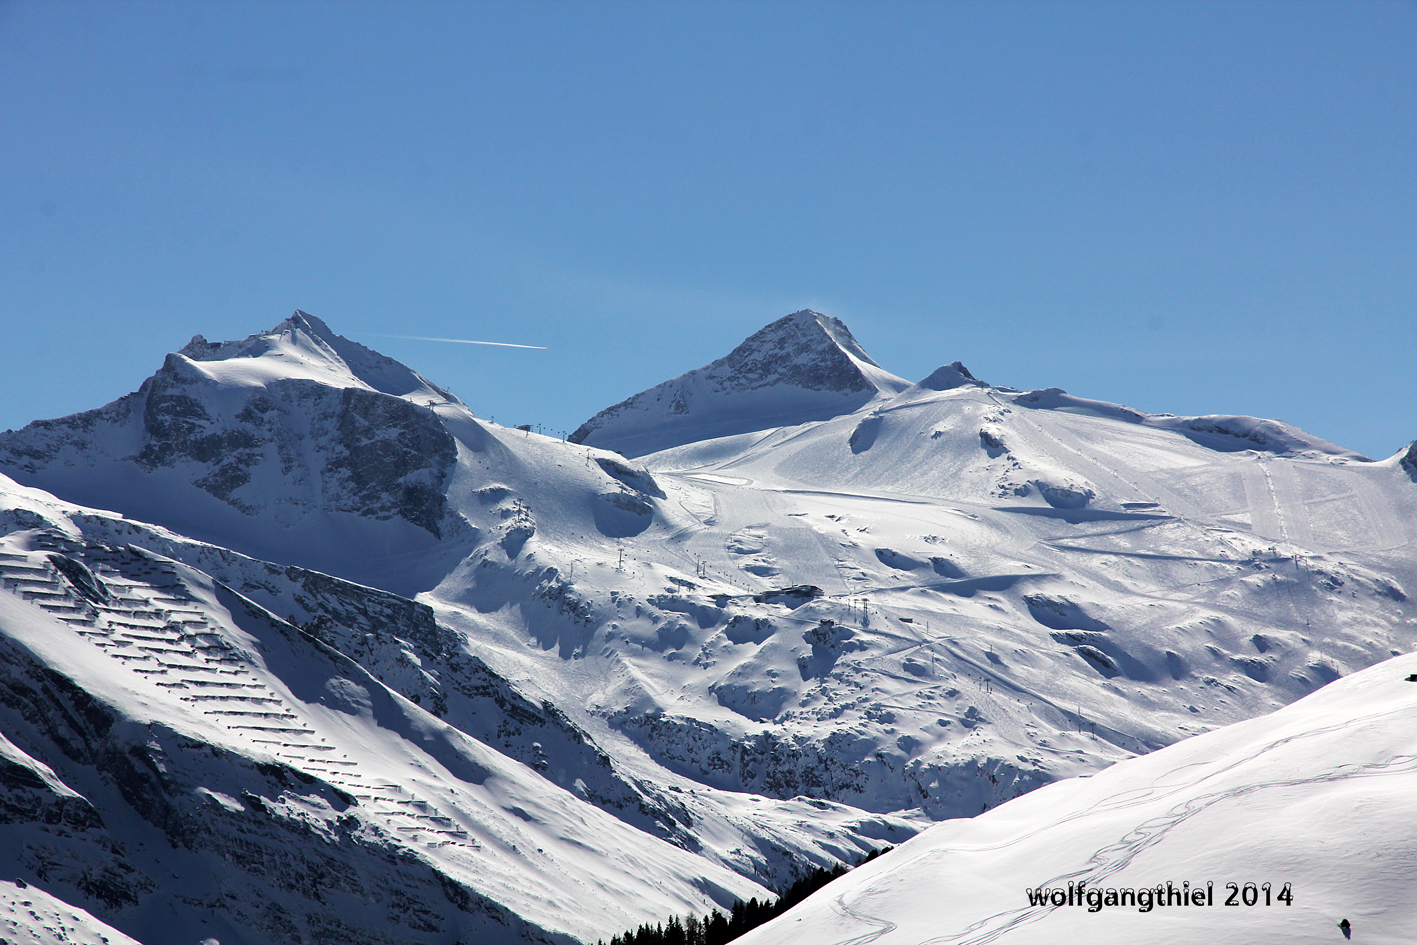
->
xmin=0 ymin=312 xmax=465 ymax=574
xmin=177 ymin=310 xmax=458 ymax=406
xmin=571 ymin=310 xmax=908 ymax=457
xmin=1398 ymin=441 xmax=1417 ymax=481
xmin=913 ymin=361 xmax=988 ymax=392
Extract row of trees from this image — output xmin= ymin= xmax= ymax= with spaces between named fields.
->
xmin=598 ymin=847 xmax=891 ymax=945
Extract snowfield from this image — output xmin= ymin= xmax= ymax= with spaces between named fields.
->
xmin=0 ymin=309 xmax=1413 ymax=943
xmin=735 ymin=647 xmax=1417 ymax=945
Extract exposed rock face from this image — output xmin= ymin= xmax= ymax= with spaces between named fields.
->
xmin=0 ymin=645 xmax=154 ymax=915
xmin=10 ymin=511 xmax=692 ymax=851
xmin=324 ymin=387 xmax=456 ymax=535
xmin=570 ymin=311 xmax=909 ymax=456
xmin=0 ymin=313 xmax=459 ymax=539
xmin=0 ymin=523 xmax=721 ymax=945
xmin=702 ymin=311 xmax=882 ymax=396
xmin=610 ymin=711 xmax=1046 ymax=819
xmin=0 ymin=620 xmax=549 ymax=945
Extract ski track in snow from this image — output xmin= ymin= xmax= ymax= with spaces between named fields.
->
xmin=1244 ymin=460 xmax=1285 ymax=544
xmin=991 ymin=392 xmax=1246 ymax=537
xmin=815 ymin=700 xmax=1417 ymax=945
xmin=1340 ymin=470 xmax=1408 ymax=553
xmin=827 ymin=894 xmax=900 ymax=945
xmin=1264 ymin=460 xmax=1312 ymax=548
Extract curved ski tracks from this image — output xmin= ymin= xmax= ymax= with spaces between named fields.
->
xmin=809 ymin=700 xmax=1417 ymax=945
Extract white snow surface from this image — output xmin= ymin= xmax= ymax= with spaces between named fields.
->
xmin=570 ymin=310 xmax=911 ymax=456
xmin=1 ymin=879 xmax=142 ymax=945
xmin=736 ymin=647 xmax=1417 ymax=945
xmin=1 ymin=308 xmax=1415 ymax=943
xmin=178 ymin=310 xmax=459 ymax=406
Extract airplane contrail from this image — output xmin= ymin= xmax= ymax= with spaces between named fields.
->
xmin=374 ymin=334 xmax=547 ymax=350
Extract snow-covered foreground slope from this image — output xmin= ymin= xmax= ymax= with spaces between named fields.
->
xmin=1 ymin=308 xmax=1415 ymax=942
xmin=735 ymin=648 xmax=1417 ymax=945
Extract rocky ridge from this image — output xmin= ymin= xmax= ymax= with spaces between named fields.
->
xmin=570 ymin=310 xmax=910 ymax=456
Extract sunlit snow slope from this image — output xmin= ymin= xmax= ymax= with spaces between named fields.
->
xmin=735 ymin=649 xmax=1417 ymax=945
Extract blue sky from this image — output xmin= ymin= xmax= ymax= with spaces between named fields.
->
xmin=2 ymin=0 xmax=1413 ymax=456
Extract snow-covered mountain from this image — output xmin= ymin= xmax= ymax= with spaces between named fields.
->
xmin=570 ymin=310 xmax=910 ymax=456
xmin=734 ymin=645 xmax=1417 ymax=945
xmin=0 ymin=477 xmax=900 ymax=945
xmin=2 ymin=309 xmax=1415 ymax=944
xmin=0 ymin=312 xmax=465 ymax=592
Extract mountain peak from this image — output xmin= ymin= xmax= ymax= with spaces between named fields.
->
xmin=914 ymin=361 xmax=987 ymax=392
xmin=0 ymin=311 xmax=467 ymax=568
xmin=571 ymin=311 xmax=908 ymax=457
xmin=720 ymin=310 xmax=899 ymax=393
xmin=177 ymin=310 xmax=457 ymax=406
xmin=180 ymin=309 xmax=333 ymax=359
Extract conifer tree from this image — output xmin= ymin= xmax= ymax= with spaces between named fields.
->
xmin=704 ymin=908 xmax=729 ymax=945
xmin=599 ymin=847 xmax=894 ymax=945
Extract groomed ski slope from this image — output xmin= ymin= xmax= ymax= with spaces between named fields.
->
xmin=735 ymin=648 xmax=1417 ymax=945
